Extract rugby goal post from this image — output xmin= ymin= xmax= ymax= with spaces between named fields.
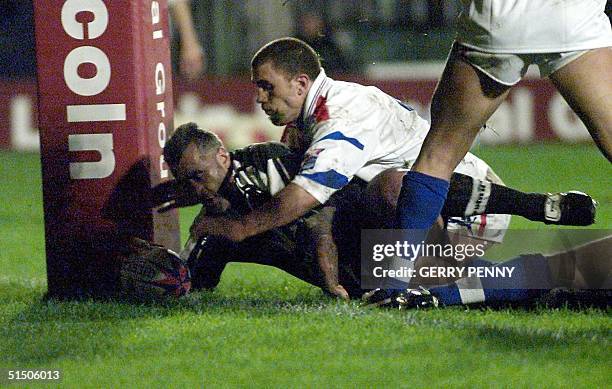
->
xmin=33 ymin=0 xmax=180 ymax=297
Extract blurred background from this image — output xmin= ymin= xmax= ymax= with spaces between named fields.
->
xmin=0 ymin=0 xmax=462 ymax=78
xmin=0 ymin=0 xmax=610 ymax=151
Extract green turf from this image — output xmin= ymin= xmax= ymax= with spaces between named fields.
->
xmin=0 ymin=144 xmax=609 ymax=387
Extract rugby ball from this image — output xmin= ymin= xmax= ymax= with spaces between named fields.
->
xmin=120 ymin=239 xmax=191 ymax=301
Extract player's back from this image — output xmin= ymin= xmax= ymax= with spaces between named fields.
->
xmin=321 ymin=78 xmax=430 ymax=181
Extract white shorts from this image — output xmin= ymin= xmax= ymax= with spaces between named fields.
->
xmin=457 ymin=0 xmax=612 ymax=54
xmin=447 ymin=153 xmax=511 ymax=243
xmin=456 ymin=43 xmax=591 ymax=85
xmin=454 ymin=0 xmax=612 ymax=85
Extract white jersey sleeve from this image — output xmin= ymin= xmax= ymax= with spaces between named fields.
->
xmin=292 ymin=120 xmax=378 ymax=204
xmin=289 ymin=71 xmax=430 ymax=204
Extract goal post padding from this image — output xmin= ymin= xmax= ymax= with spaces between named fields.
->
xmin=33 ymin=0 xmax=180 ymax=297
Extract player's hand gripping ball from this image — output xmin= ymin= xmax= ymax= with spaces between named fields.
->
xmin=120 ymin=238 xmax=191 ymax=301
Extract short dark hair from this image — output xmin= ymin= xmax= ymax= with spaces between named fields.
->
xmin=164 ymin=122 xmax=223 ymax=177
xmin=251 ymin=37 xmax=321 ymax=80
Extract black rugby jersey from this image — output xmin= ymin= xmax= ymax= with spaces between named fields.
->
xmin=185 ymin=141 xmax=365 ymax=296
xmin=219 ymin=142 xmax=302 ymax=213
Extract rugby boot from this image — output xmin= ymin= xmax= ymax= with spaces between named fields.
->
xmin=362 ymin=287 xmax=439 ymax=309
xmin=544 ymin=191 xmax=597 ymax=226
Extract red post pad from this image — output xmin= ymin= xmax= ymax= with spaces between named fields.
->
xmin=33 ymin=0 xmax=179 ymax=297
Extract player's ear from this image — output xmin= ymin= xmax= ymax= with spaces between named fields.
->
xmin=294 ymin=73 xmax=310 ymax=96
xmin=216 ymin=146 xmax=230 ymax=168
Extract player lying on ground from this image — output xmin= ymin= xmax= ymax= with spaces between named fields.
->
xmin=153 ymin=123 xmax=597 ymax=302
xmin=362 ymin=235 xmax=611 ymax=309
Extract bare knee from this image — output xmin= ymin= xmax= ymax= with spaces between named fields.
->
xmin=550 ymin=48 xmax=612 ymax=161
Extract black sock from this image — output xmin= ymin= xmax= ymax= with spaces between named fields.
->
xmin=442 ymin=173 xmax=547 ymax=221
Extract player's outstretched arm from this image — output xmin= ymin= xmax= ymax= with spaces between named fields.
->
xmin=184 ymin=234 xmax=229 ymax=291
xmin=190 ymin=183 xmax=321 ymax=242
xmin=152 ymin=179 xmax=231 ymax=215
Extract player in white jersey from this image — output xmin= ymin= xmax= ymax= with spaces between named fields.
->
xmin=395 ymin=0 xmax=611 ymax=235
xmin=186 ymin=37 xmax=518 ymax=244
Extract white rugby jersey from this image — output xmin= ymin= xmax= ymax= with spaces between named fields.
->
xmin=457 ymin=0 xmax=612 ymax=53
xmin=289 ymin=69 xmax=431 ymax=204
xmin=288 ymin=69 xmax=492 ymax=205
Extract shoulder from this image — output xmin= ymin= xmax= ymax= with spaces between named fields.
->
xmin=233 ymin=142 xmax=292 ymax=168
xmin=233 ymin=141 xmax=303 ymax=186
xmin=325 ymin=80 xmax=394 ymax=119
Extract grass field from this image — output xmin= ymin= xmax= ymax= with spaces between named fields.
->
xmin=0 ymin=144 xmax=610 ymax=387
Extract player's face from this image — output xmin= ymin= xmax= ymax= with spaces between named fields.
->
xmin=175 ymin=142 xmax=230 ymax=207
xmin=251 ymin=61 xmax=307 ymax=126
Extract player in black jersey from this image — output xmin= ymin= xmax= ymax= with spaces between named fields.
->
xmin=155 ymin=122 xmax=599 ymax=301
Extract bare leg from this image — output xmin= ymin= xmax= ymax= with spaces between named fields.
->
xmin=412 ymin=44 xmax=512 ymax=180
xmin=549 ymin=47 xmax=612 ymax=162
xmin=546 ymin=235 xmax=612 ymax=289
xmin=369 ymin=167 xmax=597 ymax=228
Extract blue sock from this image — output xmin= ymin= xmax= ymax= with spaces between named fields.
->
xmin=396 ymin=171 xmax=449 ymax=229
xmin=428 ymin=255 xmax=552 ymax=306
